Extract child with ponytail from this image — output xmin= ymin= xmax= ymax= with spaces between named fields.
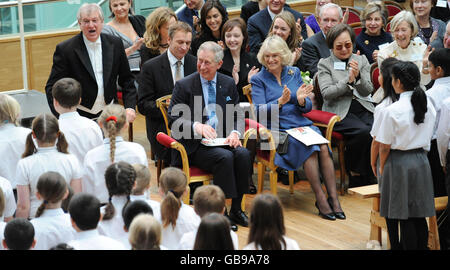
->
xmin=98 ymin=161 xmax=136 ymax=249
xmin=83 ymin=104 xmax=147 ymax=204
xmin=30 ymin=172 xmax=76 ymax=250
xmin=375 ymin=60 xmax=436 ymax=250
xmin=15 ymin=113 xmax=82 ymax=219
xmin=159 ymin=167 xmax=200 ymax=249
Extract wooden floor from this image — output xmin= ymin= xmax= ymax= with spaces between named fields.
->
xmin=129 ymin=113 xmax=388 ymax=250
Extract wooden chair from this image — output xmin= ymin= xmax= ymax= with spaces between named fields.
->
xmin=117 ymin=91 xmax=133 ymax=142
xmin=370 ymin=62 xmax=380 ymax=91
xmin=155 ymin=95 xmax=172 ymax=185
xmin=350 ymin=22 xmax=363 ymax=36
xmin=384 ymin=1 xmax=404 ymax=17
xmin=343 ymin=6 xmax=361 ymax=24
xmin=386 ymin=20 xmax=392 ymax=33
xmin=348 ymin=184 xmax=447 ymax=250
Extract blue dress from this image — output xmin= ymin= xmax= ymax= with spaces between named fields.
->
xmin=250 ymin=66 xmax=321 ymax=171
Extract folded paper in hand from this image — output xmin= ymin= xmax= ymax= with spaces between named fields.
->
xmin=286 ymin=127 xmax=329 ymax=146
xmin=201 ymin=138 xmax=228 ymax=147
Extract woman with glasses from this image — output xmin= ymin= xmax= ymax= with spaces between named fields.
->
xmin=317 ymin=23 xmax=375 ymax=188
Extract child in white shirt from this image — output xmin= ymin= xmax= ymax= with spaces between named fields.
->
xmin=30 ymin=171 xmax=76 ymax=250
xmin=0 ymin=187 xmax=7 ymax=250
xmin=83 ymin=104 xmax=148 ymax=204
xmin=2 ymin=218 xmax=36 ymax=250
xmin=15 ymin=113 xmax=83 ymax=219
xmin=193 ymin=213 xmax=235 ymax=250
xmin=128 ymin=214 xmax=165 ymax=250
xmin=52 ymin=77 xmax=103 ymax=166
xmin=0 ymin=177 xmax=16 ymax=222
xmin=130 ymin=163 xmax=161 ymax=221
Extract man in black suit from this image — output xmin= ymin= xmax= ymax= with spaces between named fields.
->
xmin=168 ymin=41 xmax=251 ymax=227
xmin=45 ymin=3 xmax=137 ymax=121
xmin=301 ymin=3 xmax=343 ymax=76
xmin=137 ymin=21 xmax=196 ymax=165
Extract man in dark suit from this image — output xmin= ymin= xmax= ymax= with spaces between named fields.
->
xmin=247 ymin=0 xmax=308 ymax=53
xmin=168 ymin=41 xmax=251 ymax=227
xmin=45 ymin=3 xmax=137 ymax=121
xmin=301 ymin=3 xmax=342 ymax=77
xmin=137 ymin=21 xmax=196 ymax=165
xmin=177 ymin=0 xmax=204 ymax=34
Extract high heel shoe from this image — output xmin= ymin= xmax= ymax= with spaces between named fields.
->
xmin=315 ymin=202 xmax=336 ymax=221
xmin=327 ymin=197 xmax=346 ymax=220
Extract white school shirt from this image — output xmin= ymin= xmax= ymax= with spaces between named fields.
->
xmin=98 ymin=196 xmax=130 ymax=249
xmin=30 ymin=208 xmax=76 ymax=250
xmin=0 ymin=176 xmax=16 ymax=221
xmin=159 ymin=202 xmax=201 ymax=250
xmin=0 ymin=123 xmax=31 ymax=188
xmin=0 ymin=221 xmax=6 ymax=250
xmin=376 ymin=91 xmax=436 ymax=151
xmin=426 ymin=76 xmax=450 ymax=139
xmin=436 ymin=97 xmax=450 ymax=167
xmin=177 ymin=228 xmax=239 ymax=250
xmin=15 ymin=146 xmax=83 ymax=218
xmin=58 ymin=111 xmax=103 ymax=166
xmin=370 ymin=97 xmax=394 ymax=138
xmin=68 ymin=229 xmax=126 ymax=250
xmin=130 ymin=194 xmax=161 ymax=222
xmin=243 ymin=236 xmax=301 ymax=250
xmin=82 ymin=136 xmax=148 ymax=203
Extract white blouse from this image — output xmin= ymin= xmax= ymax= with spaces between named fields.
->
xmin=0 ymin=123 xmax=31 ymax=188
xmin=98 ymin=196 xmax=130 ymax=249
xmin=178 ymin=228 xmax=239 ymax=250
xmin=436 ymin=97 xmax=450 ymax=167
xmin=426 ymin=76 xmax=450 ymax=139
xmin=375 ymin=91 xmax=436 ymax=150
xmin=68 ymin=229 xmax=126 ymax=250
xmin=159 ymin=202 xmax=201 ymax=250
xmin=30 ymin=208 xmax=76 ymax=250
xmin=370 ymin=97 xmax=394 ymax=138
xmin=82 ymin=136 xmax=148 ymax=204
xmin=15 ymin=146 xmax=83 ymax=218
xmin=58 ymin=111 xmax=103 ymax=166
xmin=130 ymin=194 xmax=161 ymax=222
xmin=0 ymin=176 xmax=16 ymax=221
xmin=243 ymin=236 xmax=301 ymax=250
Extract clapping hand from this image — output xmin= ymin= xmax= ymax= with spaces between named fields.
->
xmin=296 ymin=83 xmax=313 ymax=106
xmin=247 ymin=66 xmax=260 ymax=83
xmin=342 ymin=8 xmax=349 ymax=24
xmin=348 ymin=59 xmax=359 ymax=84
xmin=193 ymin=15 xmax=201 ymax=32
xmin=278 ymin=85 xmax=291 ymax=106
xmin=296 ymin=18 xmax=302 ymax=36
xmin=372 ymin=49 xmax=379 ymax=62
xmin=217 ymin=40 xmax=225 ymax=50
xmin=430 ymin=31 xmax=438 ymax=43
xmin=422 ymin=45 xmax=434 ymax=74
xmin=232 ymin=64 xmax=239 ymax=85
xmin=293 ymin=47 xmax=302 ymax=63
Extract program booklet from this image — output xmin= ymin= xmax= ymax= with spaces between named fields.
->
xmin=200 ymin=138 xmax=229 ymax=147
xmin=286 ymin=126 xmax=329 ymax=146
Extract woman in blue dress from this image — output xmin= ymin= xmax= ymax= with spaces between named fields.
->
xmin=251 ymin=35 xmax=345 ymax=220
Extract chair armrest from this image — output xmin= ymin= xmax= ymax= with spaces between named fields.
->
xmin=156 ymin=132 xmax=191 ymax=179
xmin=303 ymin=110 xmax=341 ymax=149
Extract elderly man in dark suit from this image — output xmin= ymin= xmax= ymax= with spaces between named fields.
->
xmin=301 ymin=3 xmax=343 ymax=76
xmin=168 ymin=41 xmax=251 ymax=227
xmin=137 ymin=21 xmax=196 ymax=165
xmin=45 ymin=3 xmax=137 ymax=121
xmin=247 ymin=0 xmax=308 ymax=53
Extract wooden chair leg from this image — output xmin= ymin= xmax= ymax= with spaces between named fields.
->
xmin=257 ymin=162 xmax=264 ymax=194
xmin=241 ymin=195 xmax=246 ymax=212
xmin=338 ymin=141 xmax=346 ymax=195
xmin=183 ymin=184 xmax=191 ymax=205
xmin=270 ymin=170 xmax=278 ymax=195
xmin=128 ymin=122 xmax=133 ymax=142
xmin=288 ymin=170 xmax=294 ymax=194
xmin=156 ymin=160 xmax=162 ymax=187
xmin=428 ymin=215 xmax=440 ymax=250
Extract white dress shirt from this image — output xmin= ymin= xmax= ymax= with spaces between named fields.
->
xmin=130 ymin=194 xmax=161 ymax=222
xmin=370 ymin=97 xmax=394 ymax=138
xmin=167 ymin=49 xmax=185 ymax=85
xmin=78 ymin=35 xmax=106 ymax=115
xmin=177 ymin=228 xmax=239 ymax=250
xmin=159 ymin=202 xmax=201 ymax=250
xmin=243 ymin=236 xmax=301 ymax=250
xmin=0 ymin=123 xmax=31 ymax=188
xmin=59 ymin=111 xmax=103 ymax=166
xmin=68 ymin=229 xmax=126 ymax=250
xmin=98 ymin=196 xmax=130 ymax=249
xmin=0 ymin=176 xmax=16 ymax=221
xmin=30 ymin=208 xmax=76 ymax=250
xmin=436 ymin=97 xmax=450 ymax=167
xmin=15 ymin=146 xmax=83 ymax=218
xmin=82 ymin=136 xmax=148 ymax=204
xmin=376 ymin=91 xmax=436 ymax=151
xmin=426 ymin=76 xmax=450 ymax=139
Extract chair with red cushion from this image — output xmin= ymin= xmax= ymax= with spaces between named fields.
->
xmin=384 ymin=1 xmax=403 ymax=17
xmin=370 ymin=62 xmax=380 ymax=91
xmin=350 ymin=22 xmax=363 ymax=36
xmin=343 ymin=7 xmax=361 ymax=24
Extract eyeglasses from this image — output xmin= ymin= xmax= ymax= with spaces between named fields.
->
xmin=334 ymin=42 xmax=353 ymax=51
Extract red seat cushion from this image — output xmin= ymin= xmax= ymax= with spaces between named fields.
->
xmin=386 ymin=5 xmax=402 ymax=17
xmin=372 ymin=67 xmax=380 ymax=90
xmin=303 ymin=110 xmax=337 ymax=125
xmin=190 ymin=166 xmax=211 ymax=177
xmin=257 ymin=149 xmax=271 ymax=161
xmin=156 ymin=132 xmax=176 ymax=148
xmin=332 ymin=131 xmax=344 ymax=140
xmin=347 ymin=11 xmax=361 ymax=24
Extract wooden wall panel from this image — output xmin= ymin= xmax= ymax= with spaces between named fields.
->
xmin=0 ymin=39 xmax=24 ymax=91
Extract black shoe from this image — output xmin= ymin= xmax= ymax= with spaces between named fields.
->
xmin=229 ymin=209 xmax=249 ymax=227
xmin=315 ymin=202 xmax=336 ymax=221
xmin=249 ymin=183 xmax=257 ymax=194
xmin=327 ymin=197 xmax=346 ymax=220
xmin=224 ymin=210 xmax=238 ymax=231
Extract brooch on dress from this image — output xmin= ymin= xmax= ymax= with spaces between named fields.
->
xmin=390 ymin=50 xmax=398 ymax=57
xmin=288 ymin=69 xmax=294 ymax=75
xmin=364 ymin=40 xmax=369 ymax=45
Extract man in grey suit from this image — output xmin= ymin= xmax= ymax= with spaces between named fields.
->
xmin=301 ymin=3 xmax=343 ymax=76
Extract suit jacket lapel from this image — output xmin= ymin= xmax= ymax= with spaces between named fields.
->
xmin=74 ymin=33 xmax=96 ymax=80
xmin=184 ymin=54 xmax=197 ymax=76
xmin=162 ymin=52 xmax=174 ymax=86
xmin=101 ymin=34 xmax=113 ymax=88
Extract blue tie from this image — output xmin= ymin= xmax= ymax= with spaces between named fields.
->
xmin=207 ymin=81 xmax=217 ymax=129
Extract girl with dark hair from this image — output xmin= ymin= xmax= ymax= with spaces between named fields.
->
xmin=15 ymin=113 xmax=82 ymax=219
xmin=190 ymin=0 xmax=228 ymax=56
xmin=244 ymin=194 xmax=300 ymax=250
xmin=98 ymin=161 xmax=136 ymax=249
xmin=375 ymin=60 xmax=436 ymax=250
xmin=31 ymin=172 xmax=76 ymax=250
xmin=159 ymin=167 xmax=200 ymax=249
xmin=193 ymin=212 xmax=234 ymax=250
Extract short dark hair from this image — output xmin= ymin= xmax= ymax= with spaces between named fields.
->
xmin=193 ymin=212 xmax=234 ymax=250
xmin=326 ymin=23 xmax=356 ymax=49
xmin=122 ymin=200 xmax=153 ymax=230
xmin=221 ymin=18 xmax=248 ymax=54
xmin=68 ymin=193 xmax=101 ymax=231
xmin=49 ymin=243 xmax=75 ymax=250
xmin=428 ymin=48 xmax=450 ymax=77
xmin=52 ymin=78 xmax=82 ymax=108
xmin=4 ymin=218 xmax=35 ymax=250
xmin=199 ymin=0 xmax=228 ymax=38
xmin=168 ymin=21 xmax=193 ymax=40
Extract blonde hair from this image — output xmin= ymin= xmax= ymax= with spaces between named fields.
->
xmin=160 ymin=167 xmax=187 ymax=229
xmin=143 ymin=7 xmax=177 ymax=53
xmin=390 ymin=10 xmax=419 ymax=38
xmin=0 ymin=94 xmax=21 ymax=126
xmin=97 ymin=104 xmax=127 ymax=163
xmin=193 ymin=185 xmax=225 ymax=218
xmin=257 ymin=35 xmax=293 ymax=68
xmin=129 ymin=214 xmax=162 ymax=250
xmin=131 ymin=163 xmax=151 ymax=195
xmin=360 ymin=1 xmax=388 ymax=29
xmin=269 ymin=11 xmax=299 ymax=51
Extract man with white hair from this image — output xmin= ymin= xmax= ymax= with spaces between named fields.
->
xmin=445 ymin=21 xmax=450 ymax=48
xmin=45 ymin=3 xmax=137 ymax=122
xmin=301 ymin=3 xmax=343 ymax=76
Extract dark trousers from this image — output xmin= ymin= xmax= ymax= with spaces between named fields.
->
xmin=147 ymin=118 xmax=171 ymax=164
xmin=428 ymin=139 xmax=447 ymax=197
xmin=385 ymin=217 xmax=429 ymax=250
xmin=77 ymin=109 xmax=102 ymax=120
xmin=333 ymin=100 xmax=374 ymax=181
